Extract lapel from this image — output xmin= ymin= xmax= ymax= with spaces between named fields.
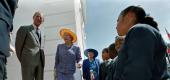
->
xmin=40 ymin=28 xmax=45 ymax=48
xmin=29 ymin=25 xmax=40 ymax=45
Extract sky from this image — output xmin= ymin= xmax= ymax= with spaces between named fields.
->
xmin=85 ymin=0 xmax=170 ymax=60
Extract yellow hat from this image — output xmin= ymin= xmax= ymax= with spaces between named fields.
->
xmin=59 ymin=28 xmax=77 ymax=43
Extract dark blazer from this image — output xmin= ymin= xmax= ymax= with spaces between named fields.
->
xmin=106 ymin=59 xmax=117 ymax=80
xmin=0 ymin=0 xmax=18 ymax=31
xmin=0 ymin=0 xmax=18 ymax=57
xmin=114 ymin=24 xmax=167 ymax=80
xmin=82 ymin=58 xmax=100 ymax=80
xmin=99 ymin=62 xmax=107 ymax=80
xmin=99 ymin=59 xmax=117 ymax=80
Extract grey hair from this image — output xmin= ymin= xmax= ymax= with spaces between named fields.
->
xmin=33 ymin=11 xmax=44 ymax=22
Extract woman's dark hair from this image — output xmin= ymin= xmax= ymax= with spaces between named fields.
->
xmin=102 ymin=48 xmax=109 ymax=54
xmin=120 ymin=6 xmax=158 ymax=30
xmin=145 ymin=16 xmax=159 ymax=31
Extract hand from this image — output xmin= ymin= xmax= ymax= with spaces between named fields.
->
xmin=77 ymin=63 xmax=82 ymax=68
xmin=9 ymin=44 xmax=16 ymax=56
xmin=90 ymin=73 xmax=95 ymax=80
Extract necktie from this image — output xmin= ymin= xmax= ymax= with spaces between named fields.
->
xmin=36 ymin=28 xmax=41 ymax=43
xmin=36 ymin=28 xmax=40 ymax=38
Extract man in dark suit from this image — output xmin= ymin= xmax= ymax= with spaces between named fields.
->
xmin=15 ymin=12 xmax=45 ymax=80
xmin=105 ymin=43 xmax=118 ymax=80
xmin=114 ymin=6 xmax=167 ymax=80
xmin=99 ymin=48 xmax=110 ymax=80
xmin=0 ymin=0 xmax=18 ymax=79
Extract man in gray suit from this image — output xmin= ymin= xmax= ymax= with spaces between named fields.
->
xmin=0 ymin=0 xmax=18 ymax=79
xmin=15 ymin=12 xmax=45 ymax=80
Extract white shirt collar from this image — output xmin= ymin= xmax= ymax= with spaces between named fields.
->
xmin=32 ymin=24 xmax=40 ymax=30
xmin=103 ymin=58 xmax=112 ymax=63
xmin=123 ymin=23 xmax=146 ymax=37
xmin=128 ymin=23 xmax=149 ymax=33
xmin=108 ymin=58 xmax=112 ymax=62
xmin=112 ymin=56 xmax=118 ymax=62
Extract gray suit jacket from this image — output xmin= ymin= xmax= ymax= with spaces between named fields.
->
xmin=0 ymin=0 xmax=18 ymax=31
xmin=15 ymin=25 xmax=45 ymax=67
xmin=114 ymin=24 xmax=167 ymax=80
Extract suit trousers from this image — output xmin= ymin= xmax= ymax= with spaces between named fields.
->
xmin=0 ymin=52 xmax=7 ymax=80
xmin=21 ymin=53 xmax=44 ymax=80
xmin=0 ymin=19 xmax=10 ymax=57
